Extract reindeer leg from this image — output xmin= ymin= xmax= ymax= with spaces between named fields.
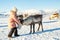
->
xmin=37 ymin=23 xmax=40 ymax=31
xmin=29 ymin=24 xmax=32 ymax=34
xmin=41 ymin=21 xmax=43 ymax=32
xmin=33 ymin=23 xmax=35 ymax=33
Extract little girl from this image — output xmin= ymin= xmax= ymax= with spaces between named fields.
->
xmin=8 ymin=7 xmax=22 ymax=38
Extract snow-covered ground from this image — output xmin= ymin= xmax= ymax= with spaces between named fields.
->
xmin=0 ymin=14 xmax=60 ymax=40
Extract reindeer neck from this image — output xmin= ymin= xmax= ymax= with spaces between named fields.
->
xmin=19 ymin=19 xmax=24 ymax=24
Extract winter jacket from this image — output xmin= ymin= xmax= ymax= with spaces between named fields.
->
xmin=8 ymin=13 xmax=20 ymax=28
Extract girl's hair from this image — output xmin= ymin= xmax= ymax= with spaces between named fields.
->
xmin=11 ymin=7 xmax=17 ymax=12
xmin=10 ymin=7 xmax=17 ymax=15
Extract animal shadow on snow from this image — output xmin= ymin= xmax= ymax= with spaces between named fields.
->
xmin=20 ymin=27 xmax=60 ymax=36
xmin=43 ymin=20 xmax=58 ymax=23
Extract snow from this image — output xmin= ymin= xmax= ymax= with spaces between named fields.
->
xmin=0 ymin=12 xmax=60 ymax=40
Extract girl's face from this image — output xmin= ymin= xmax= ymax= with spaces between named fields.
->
xmin=10 ymin=11 xmax=16 ymax=16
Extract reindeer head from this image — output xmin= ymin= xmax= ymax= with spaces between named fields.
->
xmin=17 ymin=15 xmax=23 ymax=20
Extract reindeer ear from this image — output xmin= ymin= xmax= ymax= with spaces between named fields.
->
xmin=25 ymin=14 xmax=28 ymax=17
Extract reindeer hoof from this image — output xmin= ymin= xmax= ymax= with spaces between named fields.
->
xmin=29 ymin=32 xmax=32 ymax=34
xmin=33 ymin=32 xmax=35 ymax=34
xmin=37 ymin=30 xmax=39 ymax=32
xmin=42 ymin=29 xmax=43 ymax=32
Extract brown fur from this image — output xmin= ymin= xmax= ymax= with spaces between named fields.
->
xmin=49 ymin=13 xmax=59 ymax=20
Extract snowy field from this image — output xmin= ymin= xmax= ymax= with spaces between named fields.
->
xmin=0 ymin=15 xmax=60 ymax=40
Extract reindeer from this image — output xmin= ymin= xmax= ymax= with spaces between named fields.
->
xmin=17 ymin=14 xmax=43 ymax=34
xmin=49 ymin=13 xmax=59 ymax=20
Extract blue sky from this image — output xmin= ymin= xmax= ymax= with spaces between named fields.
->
xmin=0 ymin=0 xmax=60 ymax=12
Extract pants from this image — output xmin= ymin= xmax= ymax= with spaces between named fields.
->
xmin=8 ymin=27 xmax=18 ymax=37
